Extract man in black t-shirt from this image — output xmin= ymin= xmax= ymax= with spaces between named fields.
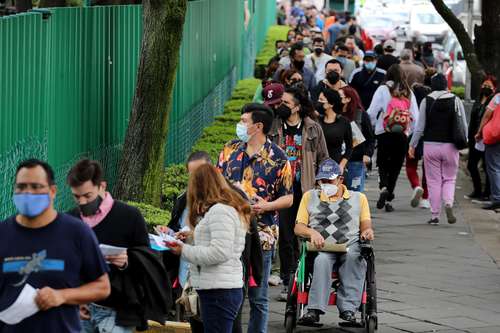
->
xmin=0 ymin=159 xmax=110 ymax=333
xmin=66 ymin=159 xmax=150 ymax=333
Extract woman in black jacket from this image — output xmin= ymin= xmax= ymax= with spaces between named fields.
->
xmin=338 ymin=86 xmax=374 ymax=192
xmin=465 ymin=76 xmax=497 ymax=200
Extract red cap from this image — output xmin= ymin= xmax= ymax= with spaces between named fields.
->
xmin=262 ymin=83 xmax=284 ymax=106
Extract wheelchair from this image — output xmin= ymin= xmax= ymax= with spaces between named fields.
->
xmin=284 ymin=239 xmax=377 ymax=333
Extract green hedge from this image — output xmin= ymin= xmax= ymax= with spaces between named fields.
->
xmin=254 ymin=25 xmax=289 ymax=79
xmin=127 ymin=201 xmax=171 ymax=232
xmin=451 ymin=86 xmax=465 ymax=99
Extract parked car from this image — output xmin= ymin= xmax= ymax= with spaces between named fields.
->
xmin=441 ymin=32 xmax=466 ymax=86
xmin=407 ymin=4 xmax=450 ymax=43
xmin=360 ymin=16 xmax=398 ymax=43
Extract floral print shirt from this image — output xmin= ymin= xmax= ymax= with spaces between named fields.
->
xmin=218 ymin=139 xmax=294 ymax=250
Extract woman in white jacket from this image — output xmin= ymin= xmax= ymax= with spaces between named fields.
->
xmin=168 ymin=164 xmax=251 ymax=333
xmin=367 ymin=64 xmax=420 ymax=212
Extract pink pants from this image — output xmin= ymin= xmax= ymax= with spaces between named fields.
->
xmin=423 ymin=143 xmax=459 ymax=219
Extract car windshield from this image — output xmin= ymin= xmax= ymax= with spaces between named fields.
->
xmin=416 ymin=13 xmax=445 ymax=25
xmin=364 ymin=18 xmax=393 ymax=29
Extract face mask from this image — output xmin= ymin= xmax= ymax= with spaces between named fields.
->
xmin=276 ymin=104 xmax=292 ymax=120
xmin=364 ymin=62 xmax=376 ymax=71
xmin=79 ymin=195 xmax=103 ymax=217
xmin=326 ymin=71 xmax=340 ymax=85
xmin=303 ymin=37 xmax=312 ymax=45
xmin=320 ymin=183 xmax=339 ymax=197
xmin=293 ymin=60 xmax=305 ymax=71
xmin=13 ymin=193 xmax=51 ymax=218
xmin=236 ymin=122 xmax=250 ymax=142
xmin=314 ymin=47 xmax=323 ymax=55
xmin=481 ymin=87 xmax=494 ymax=97
xmin=314 ymin=101 xmax=326 ymax=115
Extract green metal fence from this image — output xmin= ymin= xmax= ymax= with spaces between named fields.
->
xmin=0 ymin=1 xmax=276 ymax=217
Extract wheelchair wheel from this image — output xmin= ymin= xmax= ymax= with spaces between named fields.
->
xmin=366 ymin=315 xmax=377 ymax=333
xmin=285 ymin=313 xmax=295 ymax=333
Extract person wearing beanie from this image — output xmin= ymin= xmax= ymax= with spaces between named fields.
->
xmin=409 ymin=73 xmax=468 ymax=225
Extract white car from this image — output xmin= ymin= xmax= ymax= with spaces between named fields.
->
xmin=407 ymin=4 xmax=450 ymax=43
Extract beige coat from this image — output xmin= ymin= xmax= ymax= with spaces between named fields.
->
xmin=269 ymin=116 xmax=329 ymax=193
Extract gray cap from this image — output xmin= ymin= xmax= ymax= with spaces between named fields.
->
xmin=400 ymin=49 xmax=413 ymax=61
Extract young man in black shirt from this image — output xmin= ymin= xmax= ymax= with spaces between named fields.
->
xmin=67 ymin=159 xmax=149 ymax=333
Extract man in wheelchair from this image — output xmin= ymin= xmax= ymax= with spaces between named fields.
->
xmin=294 ymin=158 xmax=374 ymax=325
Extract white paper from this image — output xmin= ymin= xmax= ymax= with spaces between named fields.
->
xmin=475 ymin=140 xmax=485 ymax=152
xmin=351 ymin=121 xmax=366 ymax=148
xmin=99 ymin=244 xmax=127 ymax=256
xmin=0 ymin=284 xmax=39 ymax=325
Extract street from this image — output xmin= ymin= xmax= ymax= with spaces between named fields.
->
xmin=243 ymin=168 xmax=500 ymax=333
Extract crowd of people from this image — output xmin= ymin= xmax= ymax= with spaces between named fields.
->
xmin=2 ymin=2 xmax=500 ymax=333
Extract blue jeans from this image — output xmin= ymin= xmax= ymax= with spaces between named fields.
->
xmin=485 ymin=142 xmax=500 ymax=203
xmin=247 ymin=249 xmax=273 ymax=333
xmin=345 ymin=161 xmax=366 ymax=192
xmin=197 ymin=288 xmax=243 ymax=333
xmin=81 ymin=304 xmax=134 ymax=333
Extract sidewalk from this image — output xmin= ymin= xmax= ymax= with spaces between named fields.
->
xmin=242 ymin=171 xmax=500 ymax=333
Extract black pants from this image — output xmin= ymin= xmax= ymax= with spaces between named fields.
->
xmin=376 ymin=133 xmax=409 ymax=197
xmin=279 ymin=185 xmax=301 ymax=286
xmin=467 ymin=144 xmax=490 ymax=196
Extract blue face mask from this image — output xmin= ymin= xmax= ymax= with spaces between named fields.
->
xmin=236 ymin=123 xmax=250 ymax=143
xmin=13 ymin=193 xmax=51 ymax=218
xmin=364 ymin=62 xmax=376 ymax=71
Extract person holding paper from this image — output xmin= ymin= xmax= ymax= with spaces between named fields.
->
xmin=294 ymin=158 xmax=374 ymax=325
xmin=66 ymin=159 xmax=149 ymax=333
xmin=167 ymin=164 xmax=251 ymax=333
xmin=0 ymin=159 xmax=110 ymax=333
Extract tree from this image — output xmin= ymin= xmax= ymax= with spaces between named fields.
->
xmin=38 ymin=0 xmax=66 ymax=7
xmin=431 ymin=0 xmax=500 ymax=96
xmin=114 ymin=0 xmax=188 ymax=206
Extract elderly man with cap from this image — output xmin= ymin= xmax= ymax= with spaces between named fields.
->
xmin=399 ymin=48 xmax=425 ymax=88
xmin=294 ymin=158 xmax=374 ymax=325
xmin=376 ymin=39 xmax=399 ymax=71
xmin=349 ymin=50 xmax=386 ymax=110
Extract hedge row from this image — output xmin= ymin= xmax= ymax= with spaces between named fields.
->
xmin=254 ymin=25 xmax=289 ymax=79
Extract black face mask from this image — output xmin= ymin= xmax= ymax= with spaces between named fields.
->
xmin=293 ymin=60 xmax=305 ymax=71
xmin=275 ymin=104 xmax=292 ymax=120
xmin=314 ymin=47 xmax=323 ymax=56
xmin=79 ymin=195 xmax=103 ymax=217
xmin=481 ymin=87 xmax=494 ymax=97
xmin=326 ymin=71 xmax=340 ymax=85
xmin=314 ymin=101 xmax=326 ymax=115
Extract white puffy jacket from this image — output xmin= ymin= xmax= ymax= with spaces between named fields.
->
xmin=181 ymin=203 xmax=246 ymax=290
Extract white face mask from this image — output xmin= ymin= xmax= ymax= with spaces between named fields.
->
xmin=320 ymin=183 xmax=339 ymax=197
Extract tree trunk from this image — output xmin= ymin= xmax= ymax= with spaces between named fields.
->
xmin=430 ymin=0 xmax=485 ymax=97
xmin=114 ymin=0 xmax=188 ymax=206
xmin=38 ymin=0 xmax=67 ymax=7
xmin=474 ymin=0 xmax=500 ymax=81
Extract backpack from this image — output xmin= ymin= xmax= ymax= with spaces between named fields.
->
xmin=383 ymin=96 xmax=412 ymax=135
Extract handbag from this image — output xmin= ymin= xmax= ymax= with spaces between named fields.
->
xmin=483 ymin=94 xmax=500 ymax=145
xmin=175 ymin=274 xmax=201 ymax=320
xmin=451 ymin=97 xmax=468 ymax=150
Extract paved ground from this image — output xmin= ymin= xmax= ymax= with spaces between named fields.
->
xmin=242 ymin=167 xmax=500 ymax=333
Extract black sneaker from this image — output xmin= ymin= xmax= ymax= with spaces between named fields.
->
xmin=483 ymin=202 xmax=500 ymax=210
xmin=339 ymin=310 xmax=356 ymax=323
xmin=427 ymin=218 xmax=439 ymax=225
xmin=377 ymin=188 xmax=389 ymax=209
xmin=464 ymin=191 xmax=481 ymax=200
xmin=299 ymin=309 xmax=320 ymax=325
xmin=445 ymin=205 xmax=456 ymax=224
xmin=385 ymin=203 xmax=395 ymax=212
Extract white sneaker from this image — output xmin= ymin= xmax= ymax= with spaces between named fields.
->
xmin=268 ymin=274 xmax=281 ymax=286
xmin=411 ymin=187 xmax=424 ymax=208
xmin=419 ymin=199 xmax=430 ymax=209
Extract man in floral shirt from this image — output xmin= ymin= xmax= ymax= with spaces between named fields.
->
xmin=218 ymin=103 xmax=293 ymax=333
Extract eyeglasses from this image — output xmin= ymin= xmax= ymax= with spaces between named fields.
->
xmin=14 ymin=183 xmax=49 ymax=192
